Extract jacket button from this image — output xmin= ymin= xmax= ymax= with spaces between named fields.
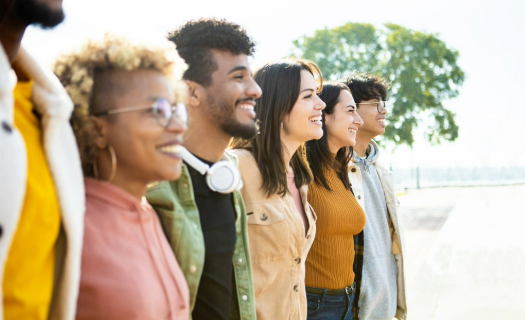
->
xmin=189 ymin=265 xmax=197 ymax=273
xmin=242 ymin=295 xmax=248 ymax=301
xmin=351 ymin=167 xmax=356 ymax=173
xmin=260 ymin=213 xmax=268 ymax=221
xmin=237 ymin=258 xmax=243 ymax=264
xmin=293 ymin=285 xmax=299 ymax=292
xmin=357 ymin=195 xmax=361 ymax=200
xmin=2 ymin=121 xmax=12 ymax=133
xmin=294 ymin=257 xmax=301 ymax=264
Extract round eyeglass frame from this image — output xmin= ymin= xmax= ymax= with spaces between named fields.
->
xmin=357 ymin=100 xmax=388 ymax=113
xmin=92 ymin=98 xmax=187 ymax=127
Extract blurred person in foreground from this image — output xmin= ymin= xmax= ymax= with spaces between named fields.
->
xmin=230 ymin=59 xmax=325 ymax=320
xmin=0 ymin=0 xmax=85 ymax=319
xmin=54 ymin=33 xmax=190 ymax=320
xmin=304 ymin=82 xmax=365 ymax=320
xmin=343 ymin=74 xmax=407 ymax=320
xmin=146 ymin=18 xmax=261 ymax=320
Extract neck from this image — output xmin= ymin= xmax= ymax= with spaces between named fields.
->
xmin=281 ymin=135 xmax=301 ymax=172
xmin=184 ymin=118 xmax=230 ymax=163
xmin=0 ymin=5 xmax=27 ymax=63
xmin=354 ymin=135 xmax=374 ymax=158
xmin=111 ymin=175 xmax=147 ymax=201
xmin=95 ymin=154 xmax=147 ymax=201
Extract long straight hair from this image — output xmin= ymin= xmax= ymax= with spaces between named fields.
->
xmin=306 ymin=82 xmax=353 ymax=191
xmin=230 ymin=59 xmax=323 ymax=197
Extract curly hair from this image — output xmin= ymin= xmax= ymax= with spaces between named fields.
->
xmin=341 ymin=73 xmax=391 ymax=103
xmin=53 ymin=33 xmax=187 ymax=176
xmin=168 ymin=18 xmax=256 ymax=87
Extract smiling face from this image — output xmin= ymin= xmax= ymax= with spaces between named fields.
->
xmin=356 ymin=97 xmax=388 ymax=141
xmin=325 ymin=89 xmax=364 ymax=152
xmin=202 ymin=49 xmax=262 ymax=139
xmin=94 ymin=69 xmax=186 ymax=183
xmin=282 ymin=69 xmax=326 ymax=145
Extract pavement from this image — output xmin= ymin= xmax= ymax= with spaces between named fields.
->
xmin=398 ymin=185 xmax=525 ymax=320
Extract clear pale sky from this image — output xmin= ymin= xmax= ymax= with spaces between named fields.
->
xmin=22 ymin=0 xmax=525 ymax=169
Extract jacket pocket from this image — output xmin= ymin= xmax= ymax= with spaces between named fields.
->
xmin=246 ymin=203 xmax=289 ymax=262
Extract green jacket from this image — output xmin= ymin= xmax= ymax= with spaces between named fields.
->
xmin=146 ymin=160 xmax=256 ymax=320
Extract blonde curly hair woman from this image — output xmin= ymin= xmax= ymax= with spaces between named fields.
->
xmin=54 ymin=33 xmax=190 ymax=320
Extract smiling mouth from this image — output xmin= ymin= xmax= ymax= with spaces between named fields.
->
xmin=309 ymin=115 xmax=322 ymax=123
xmin=349 ymin=128 xmax=357 ymax=134
xmin=378 ymin=119 xmax=386 ymax=123
xmin=157 ymin=144 xmax=182 ymax=155
xmin=238 ymin=103 xmax=254 ymax=111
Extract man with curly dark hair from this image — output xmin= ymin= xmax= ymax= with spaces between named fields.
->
xmin=146 ymin=18 xmax=262 ymax=320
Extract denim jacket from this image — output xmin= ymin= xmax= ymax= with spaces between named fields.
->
xmin=146 ymin=156 xmax=256 ymax=320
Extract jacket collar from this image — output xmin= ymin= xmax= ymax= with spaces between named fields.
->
xmin=8 ymin=46 xmax=73 ymax=121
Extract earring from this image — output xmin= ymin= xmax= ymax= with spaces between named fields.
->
xmin=93 ymin=144 xmax=117 ymax=183
xmin=281 ymin=122 xmax=284 ymax=128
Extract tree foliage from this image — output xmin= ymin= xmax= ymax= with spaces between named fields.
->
xmin=291 ymin=23 xmax=465 ymax=146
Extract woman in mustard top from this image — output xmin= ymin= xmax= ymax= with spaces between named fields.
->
xmin=54 ymin=34 xmax=190 ymax=320
xmin=305 ymin=82 xmax=365 ymax=320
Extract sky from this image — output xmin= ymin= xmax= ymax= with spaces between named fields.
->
xmin=22 ymin=0 xmax=525 ymax=169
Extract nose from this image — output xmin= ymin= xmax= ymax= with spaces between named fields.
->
xmin=354 ymin=111 xmax=364 ymax=126
xmin=166 ymin=115 xmax=187 ymax=135
xmin=246 ymin=77 xmax=262 ymax=99
xmin=314 ymin=94 xmax=326 ymax=110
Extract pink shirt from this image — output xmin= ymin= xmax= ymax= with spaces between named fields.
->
xmin=287 ymin=171 xmax=309 ymax=235
xmin=76 ymin=178 xmax=189 ymax=320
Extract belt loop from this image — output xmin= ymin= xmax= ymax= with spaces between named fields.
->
xmin=321 ymin=289 xmax=328 ymax=304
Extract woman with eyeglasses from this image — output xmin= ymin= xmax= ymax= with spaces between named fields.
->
xmin=54 ymin=34 xmax=190 ymax=320
xmin=303 ymin=82 xmax=365 ymax=320
xmin=229 ymin=59 xmax=325 ymax=320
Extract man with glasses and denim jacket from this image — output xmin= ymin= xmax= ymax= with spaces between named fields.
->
xmin=343 ymin=74 xmax=407 ymax=320
xmin=146 ymin=18 xmax=262 ymax=320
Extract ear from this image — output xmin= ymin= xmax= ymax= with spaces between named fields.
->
xmin=185 ymin=80 xmax=204 ymax=108
xmin=89 ymin=116 xmax=109 ymax=149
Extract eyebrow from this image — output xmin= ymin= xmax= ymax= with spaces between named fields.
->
xmin=345 ymin=104 xmax=357 ymax=109
xmin=227 ymin=66 xmax=248 ymax=75
xmin=300 ymin=88 xmax=316 ymax=93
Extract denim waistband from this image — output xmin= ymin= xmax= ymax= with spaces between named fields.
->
xmin=306 ymin=283 xmax=356 ymax=296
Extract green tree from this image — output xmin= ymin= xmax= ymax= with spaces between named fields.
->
xmin=291 ymin=23 xmax=465 ymax=146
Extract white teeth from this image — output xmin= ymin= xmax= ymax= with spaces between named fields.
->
xmin=158 ymin=144 xmax=182 ymax=154
xmin=239 ymin=104 xmax=254 ymax=111
xmin=309 ymin=116 xmax=322 ymax=122
xmin=349 ymin=129 xmax=356 ymax=134
xmin=378 ymin=119 xmax=385 ymax=122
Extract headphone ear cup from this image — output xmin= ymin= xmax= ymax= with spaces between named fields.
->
xmin=206 ymin=162 xmax=242 ymax=194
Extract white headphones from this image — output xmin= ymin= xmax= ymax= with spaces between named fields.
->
xmin=180 ymin=147 xmax=243 ymax=194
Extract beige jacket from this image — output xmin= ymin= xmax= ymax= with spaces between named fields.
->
xmin=348 ymin=143 xmax=407 ymax=320
xmin=230 ymin=149 xmax=316 ymax=320
xmin=0 ymin=46 xmax=85 ymax=320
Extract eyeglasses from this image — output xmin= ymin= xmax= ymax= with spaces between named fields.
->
xmin=93 ymin=98 xmax=187 ymax=127
xmin=357 ymin=100 xmax=388 ymax=113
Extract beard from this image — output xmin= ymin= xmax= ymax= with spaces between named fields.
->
xmin=15 ymin=0 xmax=65 ymax=29
xmin=207 ymin=94 xmax=257 ymax=140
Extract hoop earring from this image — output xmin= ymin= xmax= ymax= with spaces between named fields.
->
xmin=93 ymin=145 xmax=117 ymax=183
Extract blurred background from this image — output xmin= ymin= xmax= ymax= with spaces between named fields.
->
xmin=23 ymin=0 xmax=525 ymax=318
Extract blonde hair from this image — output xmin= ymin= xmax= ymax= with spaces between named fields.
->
xmin=54 ymin=33 xmax=187 ymax=176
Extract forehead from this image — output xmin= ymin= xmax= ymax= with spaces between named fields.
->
xmin=210 ymin=49 xmax=250 ymax=73
xmin=338 ymin=89 xmax=355 ymax=105
xmin=299 ymin=69 xmax=316 ymax=89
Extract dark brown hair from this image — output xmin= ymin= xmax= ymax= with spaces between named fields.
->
xmin=230 ymin=59 xmax=323 ymax=197
xmin=342 ymin=73 xmax=390 ymax=104
xmin=306 ymin=82 xmax=353 ymax=191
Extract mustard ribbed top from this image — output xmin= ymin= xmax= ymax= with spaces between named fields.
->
xmin=306 ymin=164 xmax=366 ymax=289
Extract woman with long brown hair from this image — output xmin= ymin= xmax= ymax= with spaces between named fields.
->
xmin=304 ymin=82 xmax=365 ymax=320
xmin=229 ymin=58 xmax=325 ymax=320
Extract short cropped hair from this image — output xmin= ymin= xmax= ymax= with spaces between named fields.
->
xmin=53 ymin=33 xmax=187 ymax=175
xmin=342 ymin=73 xmax=390 ymax=103
xmin=168 ymin=18 xmax=256 ymax=87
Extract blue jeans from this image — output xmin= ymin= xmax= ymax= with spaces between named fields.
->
xmin=306 ymin=283 xmax=355 ymax=320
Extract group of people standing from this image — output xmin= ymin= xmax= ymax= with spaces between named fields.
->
xmin=0 ymin=0 xmax=407 ymax=319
